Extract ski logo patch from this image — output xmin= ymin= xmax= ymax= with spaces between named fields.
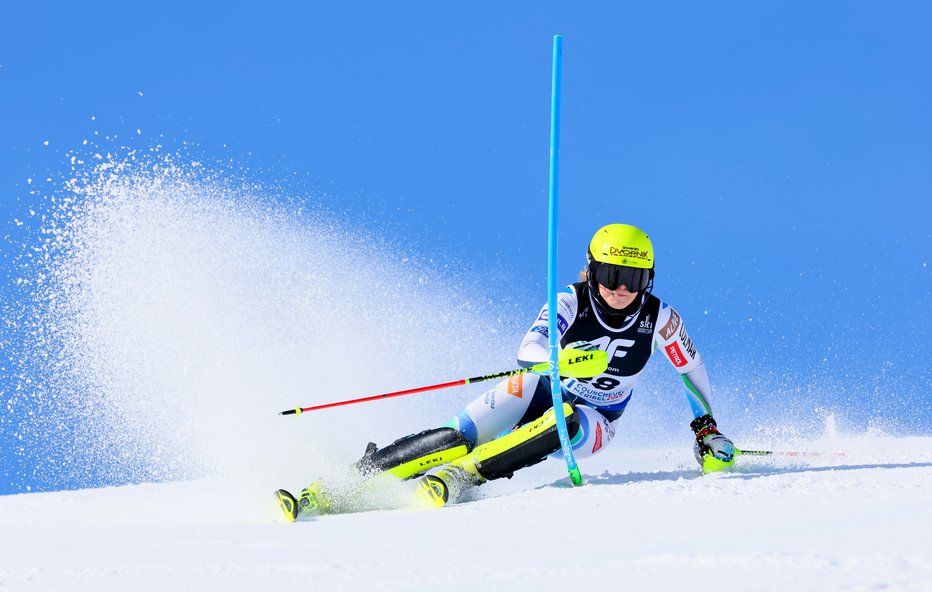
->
xmin=665 ymin=342 xmax=688 ymax=367
xmin=506 ymin=375 xmax=523 ymax=398
xmin=638 ymin=316 xmax=653 ymax=334
xmin=659 ymin=309 xmax=681 ymax=340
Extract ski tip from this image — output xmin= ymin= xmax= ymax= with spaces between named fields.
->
xmin=415 ymin=475 xmax=449 ymax=509
xmin=274 ymin=489 xmax=300 ymax=523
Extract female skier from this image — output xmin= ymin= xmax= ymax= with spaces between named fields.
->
xmin=278 ymin=223 xmax=735 ymax=518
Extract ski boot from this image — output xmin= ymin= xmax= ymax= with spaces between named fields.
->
xmin=274 ymin=479 xmax=334 ymax=522
xmin=277 ymin=427 xmax=474 ymax=520
xmin=414 ymin=402 xmax=580 ymax=509
xmin=415 ymin=458 xmax=483 ymax=508
xmin=297 ymin=479 xmax=334 ymax=514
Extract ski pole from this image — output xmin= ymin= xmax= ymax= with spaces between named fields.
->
xmin=545 ymin=34 xmax=582 ymax=487
xmin=279 ymin=347 xmax=608 ymax=416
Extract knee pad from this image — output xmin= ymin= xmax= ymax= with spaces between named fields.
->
xmin=355 ymin=427 xmax=473 ymax=480
xmin=470 ymin=402 xmax=580 ymax=481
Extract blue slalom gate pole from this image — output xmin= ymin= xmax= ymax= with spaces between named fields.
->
xmin=547 ymin=35 xmax=583 ymax=486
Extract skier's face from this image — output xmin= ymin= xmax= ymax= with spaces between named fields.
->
xmin=598 ymin=282 xmax=638 ymax=310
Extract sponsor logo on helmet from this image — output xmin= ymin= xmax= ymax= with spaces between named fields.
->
xmin=665 ymin=342 xmax=688 ymax=367
xmin=659 ymin=309 xmax=681 ymax=340
xmin=531 ymin=325 xmax=549 ymax=338
xmin=608 ymin=245 xmax=651 ymax=263
xmin=506 ymin=375 xmax=523 ymax=398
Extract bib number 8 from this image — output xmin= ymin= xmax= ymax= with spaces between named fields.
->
xmin=577 ymin=376 xmax=621 ymax=391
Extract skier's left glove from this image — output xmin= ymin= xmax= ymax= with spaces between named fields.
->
xmin=690 ymin=414 xmax=735 ymax=473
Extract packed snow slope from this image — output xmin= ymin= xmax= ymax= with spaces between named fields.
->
xmin=2 ymin=156 xmax=930 ymax=591
xmin=2 ymin=435 xmax=931 ymax=591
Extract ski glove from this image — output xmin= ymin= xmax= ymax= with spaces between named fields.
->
xmin=690 ymin=414 xmax=735 ymax=472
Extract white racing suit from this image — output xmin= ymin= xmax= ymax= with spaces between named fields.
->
xmin=446 ymin=281 xmax=715 ymax=459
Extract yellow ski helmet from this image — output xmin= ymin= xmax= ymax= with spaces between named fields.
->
xmin=587 ymin=224 xmax=655 ymax=292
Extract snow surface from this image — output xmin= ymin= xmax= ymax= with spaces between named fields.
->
xmin=4 ymin=158 xmax=930 ymax=591
xmin=3 ymin=435 xmax=931 ymax=591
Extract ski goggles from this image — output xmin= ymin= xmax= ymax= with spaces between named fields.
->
xmin=590 ymin=261 xmax=651 ymax=292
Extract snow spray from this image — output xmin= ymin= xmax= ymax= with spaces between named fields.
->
xmin=2 ymin=148 xmax=518 ymax=493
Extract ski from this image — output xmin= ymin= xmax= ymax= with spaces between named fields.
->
xmin=737 ymin=449 xmax=848 ymax=458
xmin=274 ymin=489 xmax=299 ymax=523
xmin=415 ymin=475 xmax=449 ymax=508
xmin=274 ymin=475 xmax=407 ymax=521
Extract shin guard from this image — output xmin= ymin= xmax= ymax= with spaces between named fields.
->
xmin=416 ymin=403 xmax=581 ymax=508
xmin=355 ymin=427 xmax=473 ymax=480
xmin=471 ymin=402 xmax=580 ymax=481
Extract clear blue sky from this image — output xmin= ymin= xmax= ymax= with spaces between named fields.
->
xmin=4 ymin=3 xmax=929 ymax=277
xmin=1 ymin=2 xmax=930 ymax=491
